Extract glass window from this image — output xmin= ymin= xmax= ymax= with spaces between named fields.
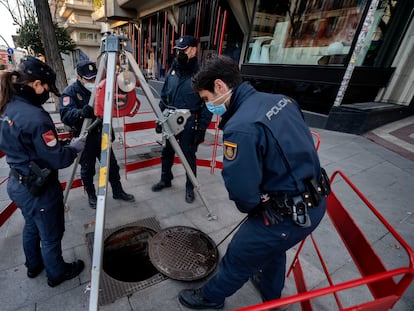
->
xmin=247 ymin=0 xmax=369 ymax=65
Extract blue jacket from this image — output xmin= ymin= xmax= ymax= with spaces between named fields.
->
xmin=59 ymin=80 xmax=98 ymax=137
xmin=160 ymin=58 xmax=212 ymax=130
xmin=219 ymin=82 xmax=321 ymax=213
xmin=0 ymin=95 xmax=78 ymax=175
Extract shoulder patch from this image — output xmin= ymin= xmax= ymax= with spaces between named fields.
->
xmin=62 ymin=96 xmax=71 ymax=106
xmin=224 ymin=141 xmax=237 ymax=161
xmin=41 ymin=130 xmax=57 ymax=147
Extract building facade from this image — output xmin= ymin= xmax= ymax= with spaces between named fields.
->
xmin=52 ymin=0 xmax=104 ymax=75
xmin=92 ymin=0 xmax=414 ymax=133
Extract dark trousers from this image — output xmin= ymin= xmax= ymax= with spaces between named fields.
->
xmin=202 ymin=197 xmax=327 ymax=303
xmin=160 ymin=127 xmax=197 ymax=192
xmin=80 ymin=134 xmax=122 ymax=195
xmin=7 ymin=176 xmax=66 ymax=281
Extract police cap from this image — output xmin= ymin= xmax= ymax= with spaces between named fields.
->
xmin=17 ymin=56 xmax=60 ymax=96
xmin=76 ymin=60 xmax=97 ymax=80
xmin=173 ymin=35 xmax=197 ymax=50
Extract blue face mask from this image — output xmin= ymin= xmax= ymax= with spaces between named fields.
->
xmin=206 ymin=90 xmax=232 ymax=116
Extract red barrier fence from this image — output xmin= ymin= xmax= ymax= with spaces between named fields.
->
xmin=234 ymin=170 xmax=414 ymax=311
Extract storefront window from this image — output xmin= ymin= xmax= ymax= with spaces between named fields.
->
xmin=247 ymin=0 xmax=371 ymax=65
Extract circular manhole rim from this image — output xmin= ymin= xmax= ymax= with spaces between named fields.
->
xmin=148 ymin=226 xmax=218 ymax=281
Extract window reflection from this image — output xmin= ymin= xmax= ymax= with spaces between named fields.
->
xmin=247 ymin=0 xmax=370 ymax=65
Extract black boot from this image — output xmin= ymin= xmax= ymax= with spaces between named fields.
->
xmin=151 ymin=180 xmax=171 ymax=192
xmin=85 ymin=186 xmax=97 ymax=209
xmin=47 ymin=260 xmax=85 ymax=287
xmin=87 ymin=192 xmax=97 ymax=209
xmin=178 ymin=288 xmax=224 ymax=309
xmin=185 ymin=189 xmax=195 ymax=203
xmin=113 ymin=190 xmax=135 ymax=202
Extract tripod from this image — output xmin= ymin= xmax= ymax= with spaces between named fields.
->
xmin=62 ymin=35 xmax=217 ymax=310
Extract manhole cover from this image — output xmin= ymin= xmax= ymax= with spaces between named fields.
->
xmin=148 ymin=226 xmax=218 ymax=281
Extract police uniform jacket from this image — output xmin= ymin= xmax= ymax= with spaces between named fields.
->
xmin=0 ymin=95 xmax=78 ymax=176
xmin=160 ymin=58 xmax=212 ymax=130
xmin=59 ymin=80 xmax=99 ymax=138
xmin=219 ymin=82 xmax=321 ymax=213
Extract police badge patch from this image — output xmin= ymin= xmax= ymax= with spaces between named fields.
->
xmin=224 ymin=141 xmax=237 ymax=160
xmin=62 ymin=96 xmax=71 ymax=106
xmin=41 ymin=130 xmax=57 ymax=147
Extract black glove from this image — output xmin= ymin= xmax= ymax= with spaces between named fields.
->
xmin=155 ymin=121 xmax=163 ymax=134
xmin=194 ymin=129 xmax=206 ymax=145
xmin=80 ymin=105 xmax=95 ymax=118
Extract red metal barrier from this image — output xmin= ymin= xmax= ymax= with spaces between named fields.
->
xmin=121 ymin=113 xmax=224 ymax=178
xmin=234 ymin=170 xmax=414 ymax=311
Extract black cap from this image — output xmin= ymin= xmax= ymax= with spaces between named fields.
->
xmin=76 ymin=60 xmax=97 ymax=80
xmin=17 ymin=56 xmax=60 ymax=96
xmin=174 ymin=35 xmax=197 ymax=50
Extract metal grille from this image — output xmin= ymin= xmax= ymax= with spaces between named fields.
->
xmin=85 ymin=217 xmax=167 ymax=306
xmin=148 ymin=226 xmax=218 ymax=281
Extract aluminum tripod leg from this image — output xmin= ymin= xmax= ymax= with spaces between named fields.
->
xmin=88 ymin=50 xmax=117 ymax=311
xmin=125 ymin=51 xmax=217 ymax=221
xmin=63 ymin=54 xmax=108 ymax=208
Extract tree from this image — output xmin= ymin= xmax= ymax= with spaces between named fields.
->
xmin=18 ymin=18 xmax=76 ymax=55
xmin=33 ymin=0 xmax=69 ymax=98
xmin=1 ymin=0 xmax=74 ymax=104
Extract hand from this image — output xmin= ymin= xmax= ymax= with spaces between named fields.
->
xmin=194 ymin=129 xmax=206 ymax=145
xmin=80 ymin=105 xmax=95 ymax=118
xmin=69 ymin=137 xmax=86 ymax=153
xmin=155 ymin=121 xmax=163 ymax=134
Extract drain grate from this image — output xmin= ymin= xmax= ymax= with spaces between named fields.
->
xmin=85 ymin=217 xmax=167 ymax=306
xmin=148 ymin=226 xmax=218 ymax=281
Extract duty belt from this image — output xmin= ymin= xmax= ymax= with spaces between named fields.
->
xmin=10 ymin=168 xmax=30 ymax=186
xmin=258 ymin=169 xmax=331 ymax=228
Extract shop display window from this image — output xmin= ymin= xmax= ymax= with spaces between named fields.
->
xmin=246 ymin=0 xmax=392 ymax=66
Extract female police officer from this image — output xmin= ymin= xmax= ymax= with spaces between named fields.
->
xmin=178 ymin=56 xmax=329 ymax=309
xmin=0 ymin=56 xmax=85 ymax=287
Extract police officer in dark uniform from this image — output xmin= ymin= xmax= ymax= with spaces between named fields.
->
xmin=178 ymin=56 xmax=330 ymax=309
xmin=151 ymin=35 xmax=212 ymax=203
xmin=59 ymin=60 xmax=135 ymax=208
xmin=0 ymin=56 xmax=85 ymax=287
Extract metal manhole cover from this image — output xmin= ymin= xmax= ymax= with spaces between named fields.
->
xmin=148 ymin=226 xmax=218 ymax=281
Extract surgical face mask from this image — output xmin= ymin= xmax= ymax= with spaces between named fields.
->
xmin=83 ymin=82 xmax=95 ymax=92
xmin=206 ymin=90 xmax=232 ymax=116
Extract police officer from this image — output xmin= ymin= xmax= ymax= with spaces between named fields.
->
xmin=0 ymin=56 xmax=85 ymax=287
xmin=151 ymin=35 xmax=212 ymax=203
xmin=178 ymin=56 xmax=329 ymax=309
xmin=59 ymin=60 xmax=135 ymax=208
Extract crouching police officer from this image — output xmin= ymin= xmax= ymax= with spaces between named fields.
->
xmin=59 ymin=60 xmax=135 ymax=208
xmin=0 ymin=56 xmax=85 ymax=287
xmin=178 ymin=55 xmax=330 ymax=309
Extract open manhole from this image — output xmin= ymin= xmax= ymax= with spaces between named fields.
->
xmin=103 ymin=226 xmax=158 ymax=282
xmin=85 ymin=217 xmax=167 ymax=306
xmin=148 ymin=226 xmax=218 ymax=281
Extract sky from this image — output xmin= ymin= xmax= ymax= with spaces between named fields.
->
xmin=0 ymin=4 xmax=19 ymax=47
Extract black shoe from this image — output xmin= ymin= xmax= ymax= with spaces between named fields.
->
xmin=151 ymin=180 xmax=171 ymax=192
xmin=88 ymin=193 xmax=97 ymax=209
xmin=178 ymin=288 xmax=224 ymax=310
xmin=113 ymin=191 xmax=135 ymax=202
xmin=185 ymin=190 xmax=195 ymax=203
xmin=250 ymin=272 xmax=268 ymax=302
xmin=47 ymin=260 xmax=85 ymax=287
xmin=27 ymin=263 xmax=44 ymax=278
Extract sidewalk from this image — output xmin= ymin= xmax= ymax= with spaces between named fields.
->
xmin=0 ymin=105 xmax=414 ymax=310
